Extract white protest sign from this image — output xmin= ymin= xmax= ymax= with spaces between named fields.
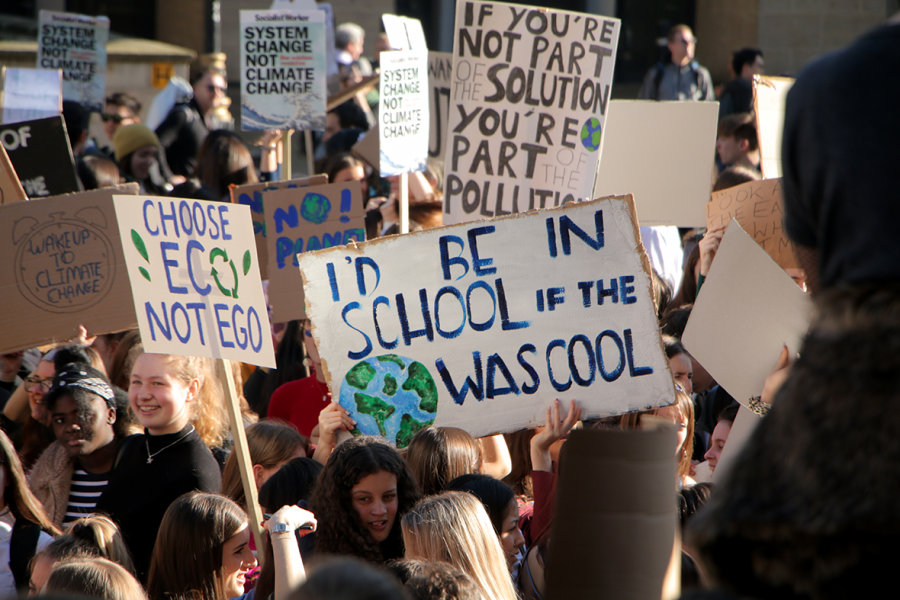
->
xmin=443 ymin=2 xmax=620 ymax=225
xmin=37 ymin=11 xmax=109 ymax=112
xmin=753 ymin=75 xmax=794 ymax=179
xmin=379 ymin=51 xmax=429 ymax=176
xmin=1 ymin=68 xmax=62 ymax=124
xmin=113 ymin=196 xmax=276 ymax=367
xmin=428 ymin=52 xmax=452 ymax=166
xmin=240 ymin=10 xmax=327 ymax=131
xmin=382 ymin=15 xmax=428 ymax=52
xmin=682 ymin=219 xmax=812 ymax=409
xmin=595 ymin=100 xmax=718 ymax=227
xmin=299 ymin=195 xmax=674 ymax=444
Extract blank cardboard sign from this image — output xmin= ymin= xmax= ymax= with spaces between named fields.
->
xmin=594 ymin=100 xmax=719 ymax=227
xmin=682 ymin=219 xmax=812 ymax=409
xmin=754 ymin=75 xmax=794 ymax=179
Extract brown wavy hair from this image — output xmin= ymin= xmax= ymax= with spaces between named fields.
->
xmin=309 ymin=436 xmax=421 ymax=563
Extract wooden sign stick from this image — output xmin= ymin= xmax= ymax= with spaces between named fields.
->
xmin=399 ymin=172 xmax=409 ymax=234
xmin=304 ymin=130 xmax=315 ymax=177
xmin=284 ymin=130 xmax=293 ymax=180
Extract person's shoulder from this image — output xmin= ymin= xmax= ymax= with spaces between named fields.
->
xmin=29 ymin=441 xmax=71 ymax=482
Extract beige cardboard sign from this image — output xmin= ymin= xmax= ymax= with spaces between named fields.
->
xmin=0 ymin=187 xmax=138 ymax=354
xmin=229 ymin=175 xmax=328 ymax=279
xmin=0 ymin=143 xmax=26 ymax=204
xmin=682 ymin=219 xmax=812 ymax=409
xmin=753 ymin=75 xmax=794 ymax=179
xmin=595 ymin=100 xmax=719 ymax=227
xmin=265 ymin=181 xmax=364 ymax=323
xmin=706 ymin=177 xmax=798 ymax=270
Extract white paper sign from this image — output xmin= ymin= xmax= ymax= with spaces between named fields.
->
xmin=443 ymin=2 xmax=620 ymax=225
xmin=428 ymin=51 xmax=452 ymax=165
xmin=382 ymin=15 xmax=428 ymax=52
xmin=240 ymin=10 xmax=327 ymax=131
xmin=379 ymin=50 xmax=429 ymax=176
xmin=114 ymin=196 xmax=276 ymax=368
xmin=1 ymin=68 xmax=62 ymax=124
xmin=595 ymin=100 xmax=719 ymax=227
xmin=682 ymin=219 xmax=812 ymax=408
xmin=37 ymin=11 xmax=109 ymax=112
xmin=754 ymin=75 xmax=794 ymax=179
xmin=299 ymin=195 xmax=674 ymax=444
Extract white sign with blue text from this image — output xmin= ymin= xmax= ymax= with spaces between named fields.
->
xmin=299 ymin=194 xmax=673 ymax=442
xmin=113 ymin=196 xmax=276 ymax=368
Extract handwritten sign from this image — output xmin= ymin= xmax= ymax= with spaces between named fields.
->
xmin=0 ymin=143 xmax=27 ymax=204
xmin=114 ymin=196 xmax=276 ymax=367
xmin=265 ymin=181 xmax=364 ymax=322
xmin=37 ymin=10 xmax=109 ymax=112
xmin=428 ymin=52 xmax=452 ymax=166
xmin=443 ymin=2 xmax=620 ymax=225
xmin=379 ymin=51 xmax=429 ymax=176
xmin=753 ymin=75 xmax=794 ymax=179
xmin=0 ymin=187 xmax=138 ymax=354
xmin=706 ymin=177 xmax=798 ymax=269
xmin=0 ymin=116 xmax=79 ymax=198
xmin=382 ymin=15 xmax=428 ymax=52
xmin=240 ymin=10 xmax=327 ymax=131
xmin=1 ymin=67 xmax=62 ymax=124
xmin=299 ymin=195 xmax=673 ymax=444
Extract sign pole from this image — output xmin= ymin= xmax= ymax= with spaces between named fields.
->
xmin=399 ymin=172 xmax=409 ymax=234
xmin=216 ymin=359 xmax=266 ymax=564
xmin=304 ymin=130 xmax=315 ymax=177
xmin=284 ymin=130 xmax=293 ymax=180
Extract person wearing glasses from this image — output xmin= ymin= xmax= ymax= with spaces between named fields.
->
xmin=155 ymin=66 xmax=228 ymax=180
xmin=638 ymin=24 xmax=715 ymax=102
xmin=101 ymin=93 xmax=142 ymax=151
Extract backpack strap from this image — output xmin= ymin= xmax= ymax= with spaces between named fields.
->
xmin=652 ymin=62 xmax=666 ymax=101
xmin=114 ymin=433 xmax=139 ymax=470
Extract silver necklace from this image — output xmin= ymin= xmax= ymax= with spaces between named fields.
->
xmin=145 ymin=426 xmax=195 ymax=464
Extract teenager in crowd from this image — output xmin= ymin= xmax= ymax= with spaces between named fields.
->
xmin=113 ymin=124 xmax=167 ymax=195
xmin=45 ymin=557 xmax=146 ymax=600
xmin=406 ymin=427 xmax=512 ymax=497
xmin=293 ymin=556 xmax=408 ymax=600
xmin=621 ymin=389 xmax=696 ymax=488
xmin=95 ymin=352 xmax=222 ymax=581
xmin=309 ymin=436 xmax=421 ymax=564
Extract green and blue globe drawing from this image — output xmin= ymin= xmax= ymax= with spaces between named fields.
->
xmin=581 ymin=117 xmax=602 ymax=151
xmin=300 ymin=192 xmax=330 ymax=224
xmin=339 ymin=354 xmax=438 ymax=448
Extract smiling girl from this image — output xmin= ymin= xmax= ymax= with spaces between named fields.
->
xmin=95 ymin=353 xmax=221 ymax=582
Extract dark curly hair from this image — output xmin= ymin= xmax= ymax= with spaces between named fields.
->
xmin=309 ymin=436 xmax=421 ymax=563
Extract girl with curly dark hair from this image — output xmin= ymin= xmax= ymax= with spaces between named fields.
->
xmin=308 ymin=436 xmax=421 ymax=564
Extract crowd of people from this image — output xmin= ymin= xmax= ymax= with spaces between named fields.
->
xmin=3 ymin=9 xmax=899 ymax=600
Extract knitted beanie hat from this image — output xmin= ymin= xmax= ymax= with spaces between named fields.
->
xmin=113 ymin=123 xmax=160 ymax=162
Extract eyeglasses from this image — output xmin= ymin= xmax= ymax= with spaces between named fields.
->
xmin=208 ymin=85 xmax=227 ymax=94
xmin=24 ymin=377 xmax=53 ymax=393
xmin=101 ymin=113 xmax=130 ymax=124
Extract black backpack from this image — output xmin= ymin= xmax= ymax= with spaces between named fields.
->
xmin=651 ymin=61 xmax=702 ymax=100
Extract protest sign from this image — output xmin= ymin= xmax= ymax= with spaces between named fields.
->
xmin=594 ymin=100 xmax=718 ymax=226
xmin=382 ymin=15 xmax=428 ymax=52
xmin=379 ymin=51 xmax=429 ymax=176
xmin=0 ymin=186 xmax=138 ymax=354
xmin=299 ymin=195 xmax=674 ymax=444
xmin=114 ymin=196 xmax=276 ymax=367
xmin=682 ymin=219 xmax=812 ymax=410
xmin=230 ymin=175 xmax=328 ymax=279
xmin=706 ymin=177 xmax=798 ymax=269
xmin=1 ymin=67 xmax=62 ymax=124
xmin=754 ymin=75 xmax=794 ymax=179
xmin=240 ymin=9 xmax=327 ymax=131
xmin=352 ymin=125 xmax=379 ymax=170
xmin=37 ymin=10 xmax=110 ymax=112
xmin=0 ymin=144 xmax=27 ymax=205
xmin=265 ymin=181 xmax=365 ymax=322
xmin=0 ymin=116 xmax=79 ymax=198
xmin=428 ymin=52 xmax=452 ymax=166
xmin=443 ymin=2 xmax=620 ymax=225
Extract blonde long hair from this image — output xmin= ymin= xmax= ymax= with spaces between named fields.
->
xmin=620 ymin=389 xmax=695 ymax=482
xmin=402 ymin=491 xmax=517 ymax=600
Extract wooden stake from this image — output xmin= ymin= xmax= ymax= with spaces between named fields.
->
xmin=304 ymin=130 xmax=314 ymax=177
xmin=399 ymin=172 xmax=409 ymax=234
xmin=284 ymin=130 xmax=293 ymax=180
xmin=216 ymin=359 xmax=266 ymax=564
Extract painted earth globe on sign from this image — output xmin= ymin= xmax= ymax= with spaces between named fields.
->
xmin=300 ymin=192 xmax=331 ymax=224
xmin=339 ymin=354 xmax=438 ymax=448
xmin=581 ymin=117 xmax=603 ymax=151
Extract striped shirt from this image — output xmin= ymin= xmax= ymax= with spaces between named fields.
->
xmin=63 ymin=467 xmax=109 ymax=523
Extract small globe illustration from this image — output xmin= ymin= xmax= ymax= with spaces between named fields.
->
xmin=300 ymin=192 xmax=331 ymax=224
xmin=339 ymin=354 xmax=438 ymax=448
xmin=580 ymin=118 xmax=602 ymax=152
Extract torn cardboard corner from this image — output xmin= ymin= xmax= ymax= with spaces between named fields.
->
xmin=546 ymin=428 xmax=679 ymax=599
xmin=352 ymin=125 xmax=379 ymax=171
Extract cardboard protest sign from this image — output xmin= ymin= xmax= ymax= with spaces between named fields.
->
xmin=0 ymin=116 xmax=79 ymax=198
xmin=0 ymin=144 xmax=27 ymax=205
xmin=682 ymin=219 xmax=812 ymax=410
xmin=230 ymin=175 xmax=328 ymax=279
xmin=382 ymin=15 xmax=428 ymax=52
xmin=299 ymin=195 xmax=674 ymax=444
xmin=1 ymin=67 xmax=62 ymax=124
xmin=379 ymin=51 xmax=429 ymax=176
xmin=443 ymin=2 xmax=620 ymax=225
xmin=265 ymin=181 xmax=364 ymax=322
xmin=0 ymin=187 xmax=139 ymax=354
xmin=114 ymin=196 xmax=276 ymax=367
xmin=706 ymin=177 xmax=798 ymax=269
xmin=37 ymin=11 xmax=110 ymax=112
xmin=754 ymin=75 xmax=794 ymax=179
xmin=595 ymin=100 xmax=718 ymax=227
xmin=240 ymin=9 xmax=327 ymax=131
xmin=547 ymin=428 xmax=679 ymax=599
xmin=428 ymin=52 xmax=452 ymax=166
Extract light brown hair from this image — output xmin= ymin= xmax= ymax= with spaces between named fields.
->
xmin=47 ymin=557 xmax=146 ymax=600
xmin=405 ymin=427 xmax=482 ymax=496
